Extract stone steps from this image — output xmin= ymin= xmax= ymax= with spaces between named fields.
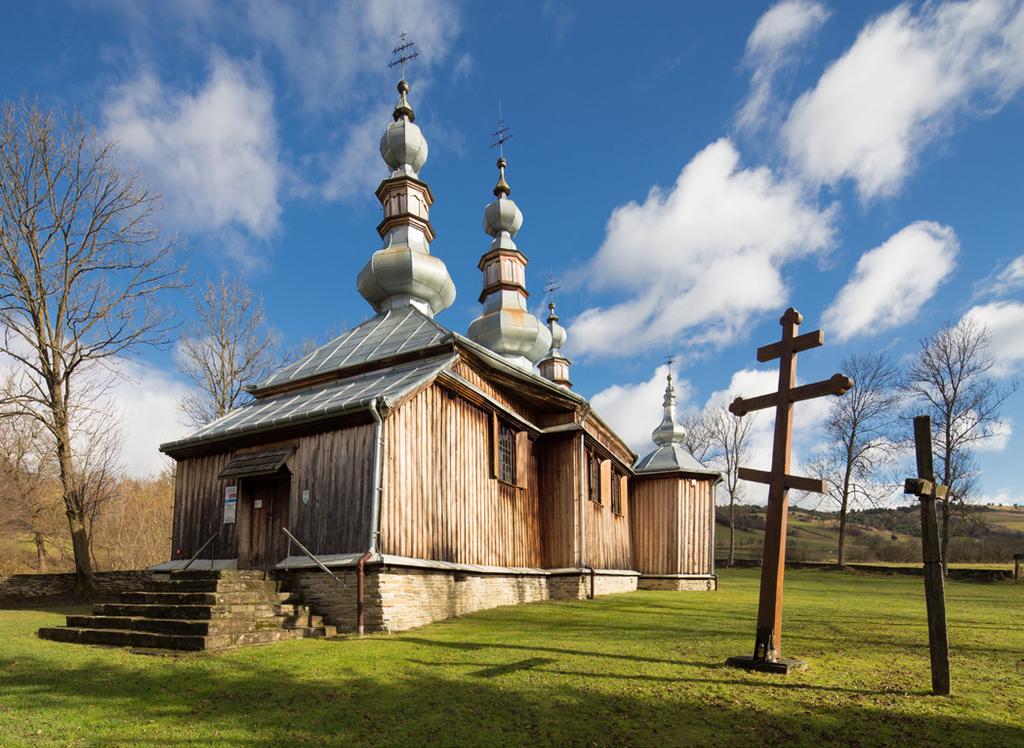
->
xmin=37 ymin=569 xmax=334 ymax=652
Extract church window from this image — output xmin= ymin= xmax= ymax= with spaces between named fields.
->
xmin=498 ymin=422 xmax=516 ymax=484
xmin=587 ymin=450 xmax=601 ymax=505
xmin=610 ymin=469 xmax=623 ymax=516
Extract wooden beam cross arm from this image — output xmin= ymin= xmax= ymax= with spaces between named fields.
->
xmin=738 ymin=467 xmax=825 ymax=494
xmin=757 ymin=329 xmax=824 ymax=362
xmin=729 ymin=373 xmax=854 ymax=417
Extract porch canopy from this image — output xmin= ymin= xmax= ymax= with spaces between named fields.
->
xmin=217 ymin=448 xmax=294 ymax=480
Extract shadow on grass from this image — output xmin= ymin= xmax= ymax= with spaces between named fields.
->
xmin=1 ymin=646 xmax=1021 ymax=747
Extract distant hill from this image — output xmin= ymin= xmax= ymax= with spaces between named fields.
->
xmin=714 ymin=504 xmax=1024 ymax=566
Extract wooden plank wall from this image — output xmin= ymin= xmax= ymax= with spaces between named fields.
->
xmin=628 ymin=478 xmax=681 ymax=574
xmin=379 ymin=382 xmax=543 ymax=567
xmin=585 ymin=468 xmax=632 ymax=570
xmin=681 ymin=477 xmax=716 ymax=575
xmin=172 ymin=453 xmax=234 ymax=561
xmin=536 ymin=434 xmax=578 ymax=568
xmin=170 ymin=425 xmax=375 ymax=561
xmin=452 ymin=360 xmax=537 ymax=423
xmin=287 ymin=425 xmax=375 ymax=556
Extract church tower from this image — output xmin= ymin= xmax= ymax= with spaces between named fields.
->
xmin=357 ymin=76 xmax=456 ymax=317
xmin=538 ymin=302 xmax=571 ymax=388
xmin=467 ymin=146 xmax=551 ymax=370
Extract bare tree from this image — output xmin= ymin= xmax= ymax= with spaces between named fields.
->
xmin=707 ymin=405 xmax=754 ymax=567
xmin=0 ymin=102 xmax=177 ymax=594
xmin=807 ymin=353 xmax=901 ymax=566
xmin=907 ymin=318 xmax=1018 ymax=572
xmin=680 ymin=410 xmax=715 ymax=463
xmin=0 ymin=412 xmax=62 ymax=571
xmin=178 ymin=272 xmax=278 ymax=427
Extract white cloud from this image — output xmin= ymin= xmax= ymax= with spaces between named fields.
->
xmin=103 ymin=56 xmax=282 ymax=240
xmin=110 ymin=359 xmax=191 ymax=477
xmin=590 ymin=365 xmax=691 ymax=454
xmin=322 ymin=105 xmax=391 ymax=201
xmin=822 ymin=221 xmax=959 ymax=342
xmin=964 ymin=300 xmax=1024 ymax=376
xmin=570 ymin=139 xmax=836 ymax=358
xmin=245 ymin=0 xmax=461 ymax=113
xmin=783 ymin=0 xmax=1024 ymax=199
xmin=993 ymin=255 xmax=1024 ymax=295
xmin=706 ymin=368 xmax=833 ymax=503
xmin=976 ymin=417 xmax=1013 ymax=452
xmin=738 ymin=0 xmax=830 ymax=130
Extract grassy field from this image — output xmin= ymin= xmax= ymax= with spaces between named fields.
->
xmin=1 ymin=568 xmax=1022 ymax=747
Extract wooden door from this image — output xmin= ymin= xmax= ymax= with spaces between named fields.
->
xmin=240 ymin=476 xmax=290 ymax=569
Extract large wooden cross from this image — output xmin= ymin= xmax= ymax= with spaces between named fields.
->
xmin=724 ymin=307 xmax=853 ymax=674
xmin=904 ymin=415 xmax=952 ymax=696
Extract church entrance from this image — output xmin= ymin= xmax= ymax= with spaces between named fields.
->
xmin=238 ymin=475 xmax=290 ymax=570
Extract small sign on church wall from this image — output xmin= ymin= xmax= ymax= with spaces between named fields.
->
xmin=223 ymin=486 xmax=238 ymax=524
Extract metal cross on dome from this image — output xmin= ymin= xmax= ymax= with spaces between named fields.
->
xmin=389 ymin=32 xmax=419 ymax=78
xmin=724 ymin=307 xmax=854 ymax=674
xmin=491 ymin=104 xmax=512 ymax=157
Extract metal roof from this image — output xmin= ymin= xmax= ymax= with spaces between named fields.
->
xmin=634 ymin=443 xmax=722 ymax=478
xmin=258 ymin=307 xmax=452 ymax=389
xmin=161 ymin=353 xmax=457 ymax=452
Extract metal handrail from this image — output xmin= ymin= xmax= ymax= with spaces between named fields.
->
xmin=281 ymin=526 xmax=347 ymax=589
xmin=181 ymin=531 xmax=219 ymax=571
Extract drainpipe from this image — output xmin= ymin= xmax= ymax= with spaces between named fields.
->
xmin=356 ymin=398 xmax=386 ymax=636
xmin=577 ymin=421 xmax=594 ymax=600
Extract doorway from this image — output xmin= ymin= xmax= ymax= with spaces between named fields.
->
xmin=238 ymin=475 xmax=290 ymax=569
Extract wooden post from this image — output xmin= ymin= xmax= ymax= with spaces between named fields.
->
xmin=905 ymin=415 xmax=951 ymax=696
xmin=724 ymin=308 xmax=853 ymax=674
xmin=1013 ymin=553 xmax=1022 ymax=582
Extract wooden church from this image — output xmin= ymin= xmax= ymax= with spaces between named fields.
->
xmin=157 ymin=75 xmax=721 ymax=633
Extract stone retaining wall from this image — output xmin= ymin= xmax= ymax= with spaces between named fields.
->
xmin=639 ymin=576 xmax=717 ymax=591
xmin=282 ymin=567 xmax=645 ymax=633
xmin=0 ymin=571 xmax=151 ymax=605
xmin=728 ymin=559 xmax=1012 ymax=582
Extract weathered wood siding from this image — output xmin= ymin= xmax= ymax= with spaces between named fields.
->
xmin=537 ymin=434 xmax=578 ymax=568
xmin=451 ymin=360 xmax=538 ymax=423
xmin=170 ymin=425 xmax=375 ymax=561
xmin=287 ymin=425 xmax=376 ymax=556
xmin=172 ymin=453 xmax=235 ymax=561
xmin=629 ymin=478 xmax=681 ymax=574
xmin=629 ymin=475 xmax=716 ymax=575
xmin=379 ymin=382 xmax=543 ymax=567
xmin=585 ymin=466 xmax=632 ymax=570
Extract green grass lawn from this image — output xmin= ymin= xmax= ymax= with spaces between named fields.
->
xmin=1 ymin=569 xmax=1022 ymax=747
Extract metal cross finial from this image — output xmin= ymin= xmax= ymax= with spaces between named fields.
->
xmin=389 ymin=32 xmax=419 ymax=79
xmin=491 ymin=104 xmax=513 ymax=157
xmin=544 ymin=277 xmax=560 ymax=300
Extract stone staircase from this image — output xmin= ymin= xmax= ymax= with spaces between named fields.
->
xmin=37 ymin=569 xmax=336 ymax=652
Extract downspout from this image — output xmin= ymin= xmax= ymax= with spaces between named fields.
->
xmin=578 ymin=418 xmax=594 ymax=600
xmin=357 ymin=397 xmax=385 ymax=636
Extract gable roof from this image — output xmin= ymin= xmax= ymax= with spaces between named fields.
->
xmin=161 ymin=306 xmax=634 ymax=460
xmin=161 ymin=352 xmax=456 ymax=455
xmin=258 ymin=307 xmax=452 ymax=390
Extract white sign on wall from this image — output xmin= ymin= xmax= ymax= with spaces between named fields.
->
xmin=223 ymin=485 xmax=238 ymax=524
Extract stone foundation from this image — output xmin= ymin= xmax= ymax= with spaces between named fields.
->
xmin=0 ymin=571 xmax=151 ymax=605
xmin=638 ymin=575 xmax=717 ymax=591
xmin=281 ymin=565 xmax=642 ymax=633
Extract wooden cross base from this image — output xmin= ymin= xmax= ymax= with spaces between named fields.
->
xmin=724 ymin=655 xmax=808 ymax=675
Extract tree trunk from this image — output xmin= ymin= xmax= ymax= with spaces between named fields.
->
xmin=34 ymin=531 xmax=47 ymax=572
xmin=838 ymin=502 xmax=847 ymax=568
xmin=54 ymin=406 xmax=97 ymax=596
xmin=728 ymin=494 xmax=736 ymax=567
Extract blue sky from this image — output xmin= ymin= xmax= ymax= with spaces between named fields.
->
xmin=2 ymin=1 xmax=1022 ymax=504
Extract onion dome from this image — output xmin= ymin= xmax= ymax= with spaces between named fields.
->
xmin=635 ymin=367 xmax=719 ymax=476
xmin=538 ymin=303 xmax=571 ymax=388
xmin=652 ymin=371 xmax=687 ymax=446
xmin=379 ymin=80 xmax=428 ymax=178
xmin=357 ymin=78 xmax=455 ymax=318
xmin=467 ymin=156 xmax=551 ymax=370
